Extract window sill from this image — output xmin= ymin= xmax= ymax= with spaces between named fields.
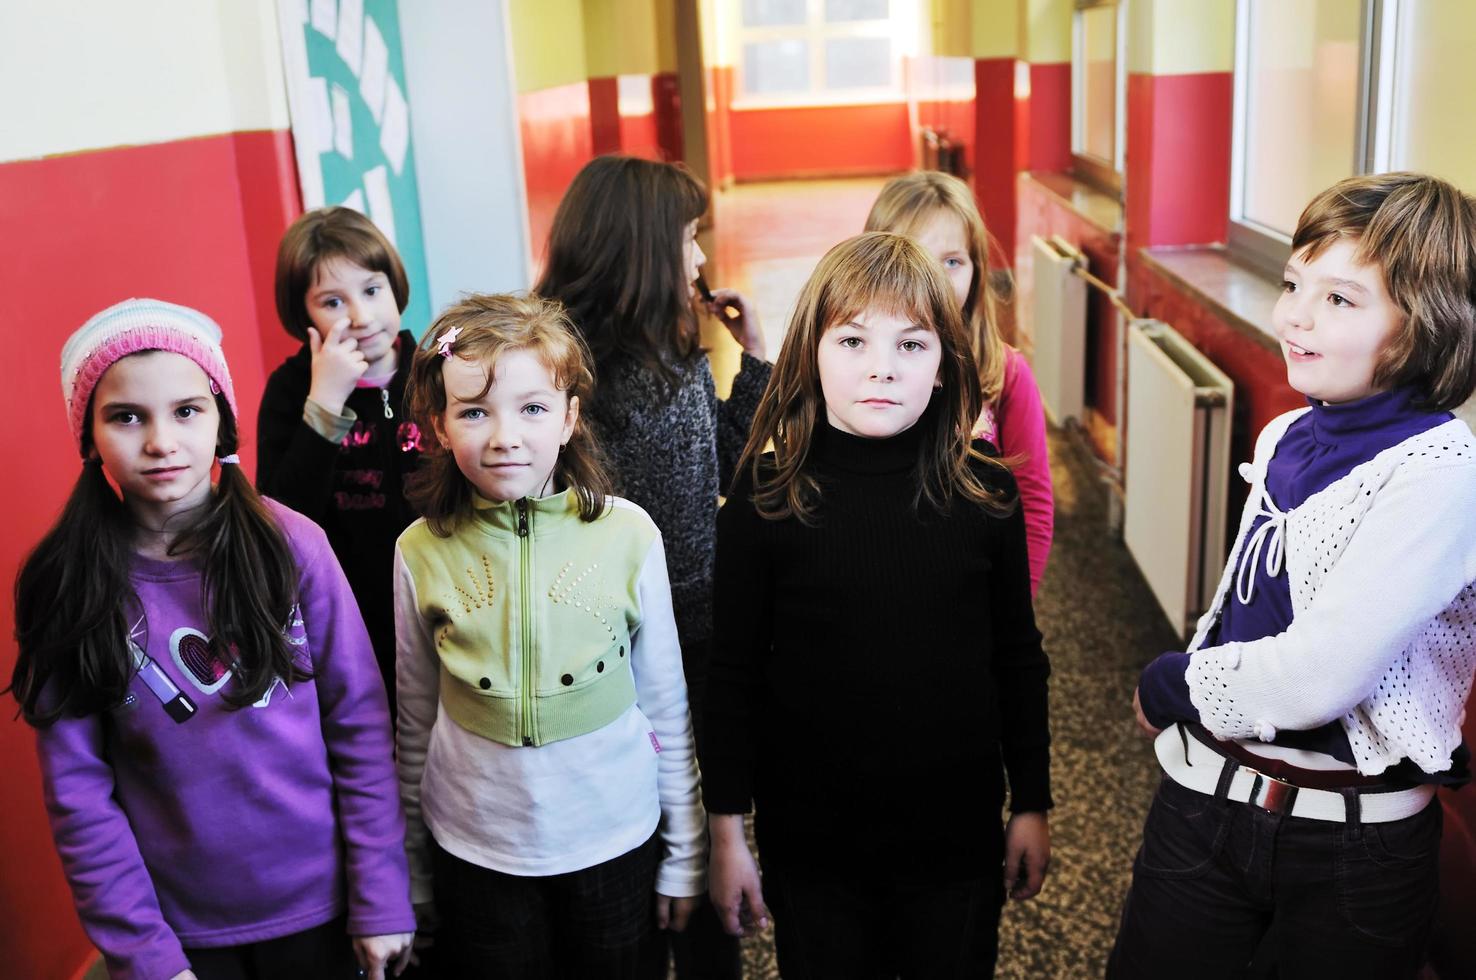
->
xmin=1023 ymin=171 xmax=1122 ymax=236
xmin=1137 ymin=246 xmax=1281 ymax=354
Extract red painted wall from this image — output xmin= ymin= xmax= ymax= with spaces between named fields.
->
xmin=729 ymin=102 xmax=912 ymax=181
xmin=1125 ymin=72 xmax=1232 ymax=251
xmin=0 ymin=129 xmax=299 ymax=980
xmin=1028 ymin=62 xmax=1071 ymax=172
xmin=653 ymin=72 xmax=684 ymax=163
xmin=973 ymin=57 xmax=1025 ymax=266
xmin=518 ymin=83 xmax=595 ymax=269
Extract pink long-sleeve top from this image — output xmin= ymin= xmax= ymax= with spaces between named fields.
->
xmin=975 ymin=348 xmax=1054 ymax=595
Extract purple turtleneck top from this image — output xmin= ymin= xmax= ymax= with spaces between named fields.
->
xmin=1138 ymin=388 xmax=1454 ymax=766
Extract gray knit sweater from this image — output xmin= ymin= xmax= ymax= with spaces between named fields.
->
xmin=589 ymin=351 xmax=772 ymax=649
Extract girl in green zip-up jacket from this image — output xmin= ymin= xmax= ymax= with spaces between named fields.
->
xmin=395 ymin=294 xmax=705 ymax=979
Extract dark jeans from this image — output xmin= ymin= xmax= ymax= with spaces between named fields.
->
xmin=186 ymin=916 xmax=358 ymax=979
xmin=1107 ymin=774 xmax=1441 ymax=980
xmin=432 ymin=832 xmax=659 ymax=980
xmin=640 ymin=636 xmax=742 ymax=980
xmin=759 ymin=857 xmax=1004 ymax=980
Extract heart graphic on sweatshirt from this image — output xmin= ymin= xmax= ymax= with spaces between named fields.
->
xmin=170 ymin=627 xmax=232 ymax=695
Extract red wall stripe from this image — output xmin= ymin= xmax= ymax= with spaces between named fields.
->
xmin=518 ymin=82 xmax=594 ymax=270
xmin=1027 ymin=62 xmax=1071 ymax=172
xmin=728 ymin=102 xmax=912 ymax=181
xmin=1125 ymin=71 xmax=1232 ymax=251
xmin=0 ymin=130 xmax=293 ymax=980
xmin=974 ymin=57 xmax=1023 ymax=266
xmin=653 ymin=72 xmax=683 ymax=163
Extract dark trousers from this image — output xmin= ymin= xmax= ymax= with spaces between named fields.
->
xmin=432 ymin=833 xmax=659 ymax=980
xmin=186 ymin=917 xmax=358 ymax=979
xmin=1107 ymin=774 xmax=1441 ymax=980
xmin=758 ymin=857 xmax=1004 ymax=980
xmin=641 ymin=636 xmax=742 ymax=980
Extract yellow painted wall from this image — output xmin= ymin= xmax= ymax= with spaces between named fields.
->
xmin=973 ymin=0 xmax=1022 ymax=60
xmin=584 ymin=0 xmax=662 ymax=79
xmin=1127 ymin=0 xmax=1233 ymax=76
xmin=509 ymin=0 xmax=588 ymax=92
xmin=932 ymin=0 xmax=973 ymax=58
xmin=1026 ymin=0 xmax=1072 ymax=64
xmin=0 ymin=0 xmax=287 ymax=162
xmin=654 ymin=0 xmax=678 ymax=74
xmin=1389 ymin=3 xmax=1476 ymax=191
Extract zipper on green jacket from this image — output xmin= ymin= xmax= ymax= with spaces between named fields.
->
xmin=517 ymin=497 xmax=534 ymax=746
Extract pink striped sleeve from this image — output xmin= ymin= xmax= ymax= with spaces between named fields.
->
xmin=993 ymin=349 xmax=1054 ymax=596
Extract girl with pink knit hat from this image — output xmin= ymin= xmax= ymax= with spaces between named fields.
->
xmin=12 ymin=298 xmax=415 ymax=980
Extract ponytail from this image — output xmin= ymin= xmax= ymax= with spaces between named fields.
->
xmin=172 ymin=401 xmax=309 ymax=708
xmin=10 ymin=397 xmax=308 ymax=725
xmin=11 ymin=461 xmax=139 ymax=724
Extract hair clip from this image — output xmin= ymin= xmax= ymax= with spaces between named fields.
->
xmin=210 ymin=380 xmax=221 ymax=395
xmin=436 ymin=325 xmax=462 ymax=359
xmin=217 ymin=454 xmax=241 ymax=465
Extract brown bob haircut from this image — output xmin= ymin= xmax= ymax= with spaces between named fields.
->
xmin=1293 ymin=171 xmax=1476 ymax=411
xmin=736 ymin=232 xmax=1015 ymax=525
xmin=274 ymin=206 xmax=410 ymax=342
xmin=404 ymin=293 xmax=612 ymax=536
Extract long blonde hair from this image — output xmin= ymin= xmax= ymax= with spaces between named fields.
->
xmin=865 ymin=171 xmax=1008 ymax=405
xmin=736 ymin=232 xmax=1015 ymax=525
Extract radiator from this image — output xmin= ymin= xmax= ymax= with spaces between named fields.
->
xmin=1029 ymin=235 xmax=1087 ymax=424
xmin=1123 ymin=319 xmax=1235 ymax=641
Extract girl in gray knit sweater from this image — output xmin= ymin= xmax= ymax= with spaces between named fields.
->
xmin=536 ymin=155 xmax=771 ymax=980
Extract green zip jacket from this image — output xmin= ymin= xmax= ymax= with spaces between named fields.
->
xmin=397 ymin=490 xmax=659 ymax=748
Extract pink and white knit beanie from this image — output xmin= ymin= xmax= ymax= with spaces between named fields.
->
xmin=60 ymin=298 xmax=238 ymax=455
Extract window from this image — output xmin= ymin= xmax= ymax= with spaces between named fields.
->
xmin=1230 ymin=1 xmax=1476 ymax=275
xmin=731 ymin=0 xmax=921 ymax=106
xmin=1072 ymin=1 xmax=1126 ymax=194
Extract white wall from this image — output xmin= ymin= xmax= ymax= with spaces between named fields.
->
xmin=399 ymin=0 xmax=532 ymax=312
xmin=0 ymin=0 xmax=288 ymax=162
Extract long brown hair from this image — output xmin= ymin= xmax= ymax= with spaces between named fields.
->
xmin=1293 ymin=172 xmax=1476 ymax=411
xmin=865 ymin=171 xmax=1009 ymax=404
xmin=404 ymin=293 xmax=613 ymax=536
xmin=737 ymin=232 xmax=1015 ymax=524
xmin=11 ymin=384 xmax=307 ymax=726
xmin=534 ymin=155 xmax=709 ymax=390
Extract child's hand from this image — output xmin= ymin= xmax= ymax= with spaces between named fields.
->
xmin=705 ymin=288 xmax=766 ymax=360
xmin=1002 ymin=810 xmax=1051 ymax=901
xmin=1132 ymin=686 xmax=1164 ymax=738
xmin=709 ymin=813 xmax=770 ymax=937
xmin=306 ymin=317 xmax=369 ymax=415
xmin=169 ymin=972 xmax=199 ymax=980
xmin=353 ymin=931 xmax=415 ymax=979
xmin=655 ymin=892 xmax=700 ymax=932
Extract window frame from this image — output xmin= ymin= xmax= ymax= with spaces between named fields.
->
xmin=1070 ymin=0 xmax=1126 ymax=197
xmin=728 ymin=0 xmax=919 ymax=109
xmin=1228 ymin=0 xmax=1397 ymax=278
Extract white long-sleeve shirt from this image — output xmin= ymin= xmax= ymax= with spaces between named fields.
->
xmin=395 ymin=497 xmax=706 ymax=903
xmin=1184 ymin=412 xmax=1476 ymax=776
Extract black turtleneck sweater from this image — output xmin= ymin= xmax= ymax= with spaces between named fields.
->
xmin=701 ymin=416 xmax=1052 ymax=880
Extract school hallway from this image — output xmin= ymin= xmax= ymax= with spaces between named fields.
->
xmin=706 ymin=179 xmax=1175 ymax=978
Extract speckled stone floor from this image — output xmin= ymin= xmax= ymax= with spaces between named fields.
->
xmin=704 ymin=180 xmax=1179 ymax=979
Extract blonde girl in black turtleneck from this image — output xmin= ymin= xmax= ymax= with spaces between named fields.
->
xmin=701 ymin=233 xmax=1053 ymax=980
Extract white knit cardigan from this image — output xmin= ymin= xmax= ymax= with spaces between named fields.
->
xmin=1185 ymin=410 xmax=1476 ymax=776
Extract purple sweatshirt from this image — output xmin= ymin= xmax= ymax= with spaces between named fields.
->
xmin=976 ymin=348 xmax=1055 ymax=596
xmin=1138 ymin=388 xmax=1453 ymax=752
xmin=34 ymin=500 xmax=414 ymax=980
